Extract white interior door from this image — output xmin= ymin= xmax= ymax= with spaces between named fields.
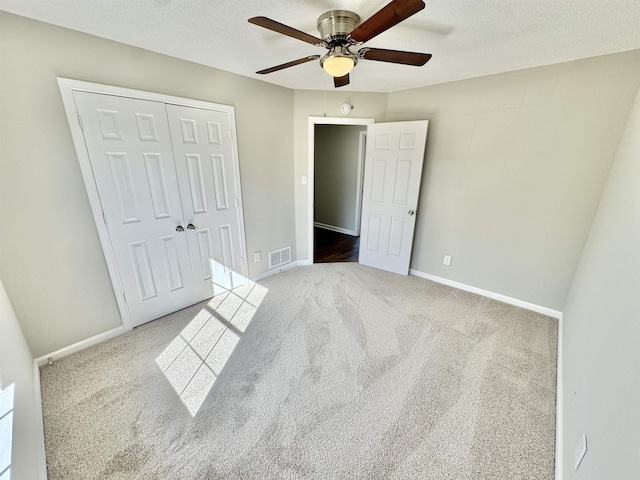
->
xmin=74 ymin=92 xmax=197 ymax=326
xmin=358 ymin=120 xmax=429 ymax=275
xmin=166 ymin=104 xmax=247 ymax=297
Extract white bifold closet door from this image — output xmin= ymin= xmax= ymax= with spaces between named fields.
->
xmin=74 ymin=91 xmax=245 ymax=327
xmin=166 ymin=104 xmax=245 ymax=298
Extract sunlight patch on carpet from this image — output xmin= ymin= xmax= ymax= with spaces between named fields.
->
xmin=156 ymin=264 xmax=268 ymax=416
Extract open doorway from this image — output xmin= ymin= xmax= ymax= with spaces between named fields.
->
xmin=308 ymin=117 xmax=374 ymax=264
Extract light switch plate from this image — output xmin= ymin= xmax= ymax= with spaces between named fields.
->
xmin=443 ymin=255 xmax=452 ymax=266
xmin=253 ymin=251 xmax=261 ymax=263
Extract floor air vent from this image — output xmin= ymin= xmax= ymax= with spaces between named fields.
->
xmin=269 ymin=246 xmax=291 ymax=269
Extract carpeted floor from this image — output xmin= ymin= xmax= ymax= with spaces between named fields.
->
xmin=40 ymin=263 xmax=558 ymax=479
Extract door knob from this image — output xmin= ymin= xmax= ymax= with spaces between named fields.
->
xmin=175 ymin=225 xmax=185 ymax=232
xmin=187 ymin=224 xmax=196 ymax=230
xmin=408 ymin=210 xmax=416 ymax=216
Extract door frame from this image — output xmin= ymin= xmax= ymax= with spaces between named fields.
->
xmin=58 ymin=77 xmax=249 ymax=331
xmin=354 ymin=130 xmax=367 ymax=237
xmin=307 ymin=116 xmax=374 ymax=263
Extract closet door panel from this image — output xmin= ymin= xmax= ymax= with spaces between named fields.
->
xmin=74 ymin=92 xmax=197 ymax=327
xmin=167 ymin=104 xmax=246 ymax=297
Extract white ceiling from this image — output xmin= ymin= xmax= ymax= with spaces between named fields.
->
xmin=3 ymin=0 xmax=640 ymax=92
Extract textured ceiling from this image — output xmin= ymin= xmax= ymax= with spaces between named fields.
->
xmin=2 ymin=0 xmax=640 ymax=92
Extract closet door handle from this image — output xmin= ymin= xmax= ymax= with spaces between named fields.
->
xmin=187 ymin=224 xmax=196 ymax=230
xmin=176 ymin=225 xmax=185 ymax=232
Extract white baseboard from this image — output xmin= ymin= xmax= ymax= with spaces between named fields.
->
xmin=32 ymin=361 xmax=48 ymax=480
xmin=251 ymin=260 xmax=303 ymax=282
xmin=409 ymin=269 xmax=563 ymax=319
xmin=314 ymin=222 xmax=358 ymax=237
xmin=297 ymin=259 xmax=312 ymax=266
xmin=34 ymin=325 xmax=127 ymax=367
xmin=555 ymin=313 xmax=564 ymax=480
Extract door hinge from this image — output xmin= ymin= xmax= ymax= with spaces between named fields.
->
xmin=77 ymin=113 xmax=84 ymax=130
xmin=122 ymin=292 xmax=127 ymax=303
xmin=102 ymin=212 xmax=108 ymax=226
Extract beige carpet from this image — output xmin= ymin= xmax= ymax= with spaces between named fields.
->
xmin=40 ymin=263 xmax=557 ymax=479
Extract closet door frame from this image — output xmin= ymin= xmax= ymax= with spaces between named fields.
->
xmin=58 ymin=77 xmax=249 ymax=331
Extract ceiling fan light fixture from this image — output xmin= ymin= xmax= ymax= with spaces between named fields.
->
xmin=322 ymin=55 xmax=355 ymax=77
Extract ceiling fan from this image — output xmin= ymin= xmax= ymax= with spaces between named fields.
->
xmin=248 ymin=0 xmax=432 ymax=88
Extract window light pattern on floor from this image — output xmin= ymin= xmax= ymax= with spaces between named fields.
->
xmin=0 ymin=383 xmax=15 ymax=480
xmin=156 ymin=267 xmax=268 ymax=416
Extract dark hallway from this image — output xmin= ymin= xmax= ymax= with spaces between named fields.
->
xmin=313 ymin=227 xmax=359 ymax=263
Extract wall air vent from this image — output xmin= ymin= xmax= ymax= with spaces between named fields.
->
xmin=269 ymin=246 xmax=292 ymax=269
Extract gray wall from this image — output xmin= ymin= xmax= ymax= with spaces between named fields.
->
xmin=0 ymin=275 xmax=46 ymax=480
xmin=386 ymin=51 xmax=640 ymax=310
xmin=0 ymin=12 xmax=295 ymax=356
xmin=314 ymin=125 xmax=366 ymax=233
xmin=561 ymin=83 xmax=640 ymax=478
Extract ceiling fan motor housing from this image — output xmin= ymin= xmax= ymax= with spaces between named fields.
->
xmin=317 ymin=10 xmax=361 ymax=44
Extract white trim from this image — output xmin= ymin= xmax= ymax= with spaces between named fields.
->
xmin=555 ymin=313 xmax=564 ymax=480
xmin=225 ymin=107 xmax=250 ymax=282
xmin=354 ymin=130 xmax=367 ymax=237
xmin=33 ymin=325 xmax=127 ymax=367
xmin=31 ymin=362 xmax=48 ymax=480
xmin=409 ymin=269 xmax=563 ymax=319
xmin=314 ymin=222 xmax=357 ymax=237
xmin=308 ymin=117 xmax=375 ymax=264
xmin=297 ymin=259 xmax=313 ymax=266
xmin=57 ymin=77 xmax=239 ymax=111
xmin=57 ymin=77 xmax=249 ymax=332
xmin=251 ymin=261 xmax=302 ymax=282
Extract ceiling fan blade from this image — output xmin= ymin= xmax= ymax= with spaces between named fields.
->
xmin=334 ymin=74 xmax=350 ymax=88
xmin=256 ymin=55 xmax=321 ymax=75
xmin=360 ymin=47 xmax=431 ymax=66
xmin=349 ymin=0 xmax=425 ymax=43
xmin=249 ymin=17 xmax=324 ymax=46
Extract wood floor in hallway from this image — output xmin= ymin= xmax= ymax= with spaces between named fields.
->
xmin=313 ymin=226 xmax=359 ymax=263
